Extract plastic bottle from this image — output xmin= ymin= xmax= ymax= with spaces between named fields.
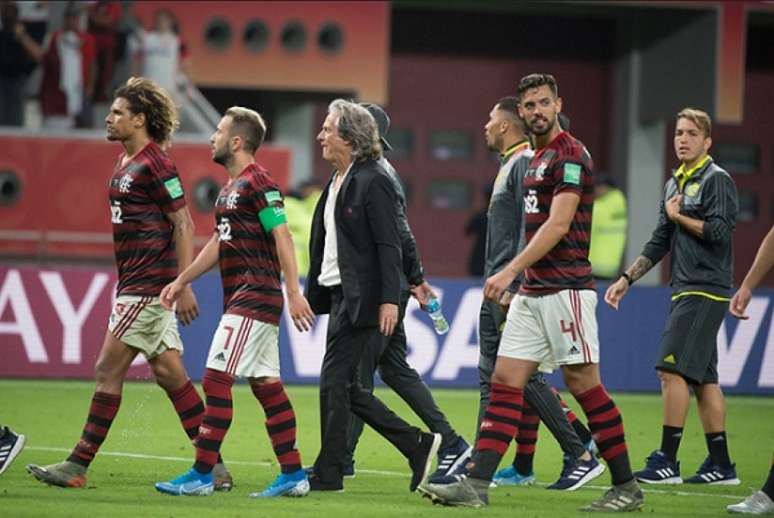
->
xmin=424 ymin=297 xmax=450 ymax=335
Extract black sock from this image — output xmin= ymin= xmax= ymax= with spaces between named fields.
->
xmin=608 ymin=453 xmax=634 ymax=486
xmin=660 ymin=425 xmax=683 ymax=462
xmin=762 ymin=454 xmax=774 ymax=500
xmin=514 ymin=453 xmax=533 ymax=476
xmin=468 ymin=450 xmax=503 ymax=481
xmin=572 ymin=420 xmax=593 ymax=446
xmin=705 ymin=432 xmax=731 ymax=468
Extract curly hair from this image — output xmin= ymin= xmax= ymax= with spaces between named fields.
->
xmin=328 ymin=99 xmax=382 ymax=161
xmin=114 ymin=77 xmax=179 ymax=145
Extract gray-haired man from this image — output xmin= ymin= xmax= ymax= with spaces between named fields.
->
xmin=305 ymin=99 xmax=440 ymax=492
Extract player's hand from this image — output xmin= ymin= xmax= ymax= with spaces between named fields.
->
xmin=160 ymin=280 xmax=183 ymax=310
xmin=665 ymin=194 xmax=683 ymax=222
xmin=604 ymin=278 xmax=629 ymax=310
xmin=729 ymin=286 xmax=752 ymax=320
xmin=287 ymin=290 xmax=315 ymax=331
xmin=484 ymin=268 xmax=517 ymax=303
xmin=379 ymin=303 xmax=398 ymax=336
xmin=410 ymin=281 xmax=437 ymax=306
xmin=175 ymin=285 xmax=199 ymax=326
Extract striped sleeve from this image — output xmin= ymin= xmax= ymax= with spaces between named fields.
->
xmin=146 ymin=151 xmax=186 ymax=214
xmin=701 ymin=171 xmax=738 ymax=244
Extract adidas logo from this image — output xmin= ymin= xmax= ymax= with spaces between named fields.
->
xmin=569 ymin=346 xmax=580 ymax=355
xmin=480 ymin=420 xmax=494 ymax=429
xmin=214 ymin=352 xmax=226 ymax=362
xmin=663 ymin=354 xmax=676 ymax=364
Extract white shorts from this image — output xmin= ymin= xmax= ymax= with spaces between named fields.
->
xmin=499 ymin=290 xmax=599 ymax=371
xmin=108 ymin=295 xmax=183 ymax=359
xmin=205 ymin=313 xmax=280 ymax=378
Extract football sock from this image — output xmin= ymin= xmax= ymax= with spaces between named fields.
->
xmin=193 ymin=369 xmax=234 ymax=474
xmin=469 ymin=383 xmax=522 ymax=480
xmin=761 ymin=453 xmax=774 ymax=500
xmin=576 ymin=384 xmax=633 ymax=485
xmin=251 ymin=381 xmax=302 ymax=474
xmin=660 ymin=425 xmax=683 ymax=463
xmin=705 ymin=431 xmax=732 ymax=468
xmin=514 ymin=400 xmax=539 ymax=475
xmin=167 ymin=379 xmax=225 ymax=465
xmin=67 ymin=392 xmax=121 ymax=468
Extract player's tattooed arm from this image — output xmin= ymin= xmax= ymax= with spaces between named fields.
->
xmin=626 ymin=255 xmax=654 ymax=283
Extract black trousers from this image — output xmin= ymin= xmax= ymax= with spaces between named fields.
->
xmin=345 ymin=291 xmax=457 ymax=465
xmin=477 ymin=299 xmax=585 ymax=458
xmin=314 ymin=287 xmax=422 ymax=483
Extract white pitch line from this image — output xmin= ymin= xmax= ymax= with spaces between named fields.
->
xmin=26 ymin=446 xmax=749 ymax=500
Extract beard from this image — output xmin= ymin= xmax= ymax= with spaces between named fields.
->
xmin=212 ymin=145 xmax=232 ymax=166
xmin=528 ymin=115 xmax=556 ymax=136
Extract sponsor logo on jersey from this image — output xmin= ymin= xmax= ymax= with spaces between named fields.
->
xmin=685 ymin=183 xmax=700 ymax=197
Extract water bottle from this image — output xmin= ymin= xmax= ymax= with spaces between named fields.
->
xmin=424 ymin=297 xmax=449 ymax=335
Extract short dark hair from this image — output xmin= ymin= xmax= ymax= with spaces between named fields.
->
xmin=496 ymin=96 xmax=519 ymax=113
xmin=224 ymin=106 xmax=266 ymax=153
xmin=516 ymin=73 xmax=559 ymax=100
xmin=496 ymin=96 xmax=527 ymax=134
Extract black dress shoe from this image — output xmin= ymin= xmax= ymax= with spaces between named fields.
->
xmin=408 ymin=432 xmax=441 ymax=491
xmin=308 ymin=473 xmax=344 ymax=492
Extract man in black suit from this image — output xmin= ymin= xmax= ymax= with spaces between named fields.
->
xmin=305 ymin=99 xmax=441 ymax=492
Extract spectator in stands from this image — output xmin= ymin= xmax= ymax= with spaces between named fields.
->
xmin=589 ymin=176 xmax=628 ymax=280
xmin=87 ymin=0 xmax=121 ymax=103
xmin=0 ymin=0 xmax=45 ymax=126
xmin=129 ymin=9 xmax=188 ymax=100
xmin=39 ymin=2 xmax=96 ymax=129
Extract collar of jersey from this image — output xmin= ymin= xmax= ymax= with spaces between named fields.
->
xmin=674 ymin=155 xmax=711 ymax=191
xmin=500 ymin=140 xmax=530 ymax=164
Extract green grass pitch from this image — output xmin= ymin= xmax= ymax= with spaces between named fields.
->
xmin=1 ymin=379 xmax=772 ymax=517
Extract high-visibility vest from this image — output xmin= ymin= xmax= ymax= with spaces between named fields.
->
xmin=589 ymin=188 xmax=628 ymax=279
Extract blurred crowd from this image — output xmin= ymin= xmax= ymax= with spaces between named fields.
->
xmin=0 ymin=0 xmax=189 ymax=130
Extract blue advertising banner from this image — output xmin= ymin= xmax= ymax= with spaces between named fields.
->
xmin=1 ymin=265 xmax=771 ymax=394
xmin=177 ymin=274 xmax=774 ymax=395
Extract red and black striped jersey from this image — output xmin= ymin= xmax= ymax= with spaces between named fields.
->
xmin=215 ymin=163 xmax=284 ymax=325
xmin=520 ymin=131 xmax=595 ymax=295
xmin=109 ymin=141 xmax=187 ymax=296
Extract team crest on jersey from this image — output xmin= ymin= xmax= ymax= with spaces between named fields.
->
xmin=119 ymin=173 xmax=133 ymax=193
xmin=535 ymin=161 xmax=548 ymax=181
xmin=226 ymin=190 xmax=239 ymax=210
xmin=685 ymin=183 xmax=700 ymax=197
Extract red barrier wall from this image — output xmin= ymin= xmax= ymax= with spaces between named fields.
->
xmin=0 ymin=135 xmax=289 ymax=259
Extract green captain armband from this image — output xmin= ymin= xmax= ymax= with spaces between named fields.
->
xmin=258 ymin=205 xmax=287 ymax=232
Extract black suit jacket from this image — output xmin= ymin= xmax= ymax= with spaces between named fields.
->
xmin=305 ymin=158 xmax=402 ymax=327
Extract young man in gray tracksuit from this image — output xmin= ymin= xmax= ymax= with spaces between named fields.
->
xmin=605 ymin=107 xmax=739 ymax=486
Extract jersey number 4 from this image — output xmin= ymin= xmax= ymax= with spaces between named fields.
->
xmin=560 ymin=319 xmax=577 ymax=342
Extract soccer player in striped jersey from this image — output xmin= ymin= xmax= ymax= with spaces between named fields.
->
xmin=155 ymin=107 xmax=315 ymax=497
xmin=27 ymin=77 xmax=232 ymax=490
xmin=421 ymin=74 xmax=642 ymax=512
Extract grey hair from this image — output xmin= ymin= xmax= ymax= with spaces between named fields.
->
xmin=328 ymin=99 xmax=382 ymax=160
